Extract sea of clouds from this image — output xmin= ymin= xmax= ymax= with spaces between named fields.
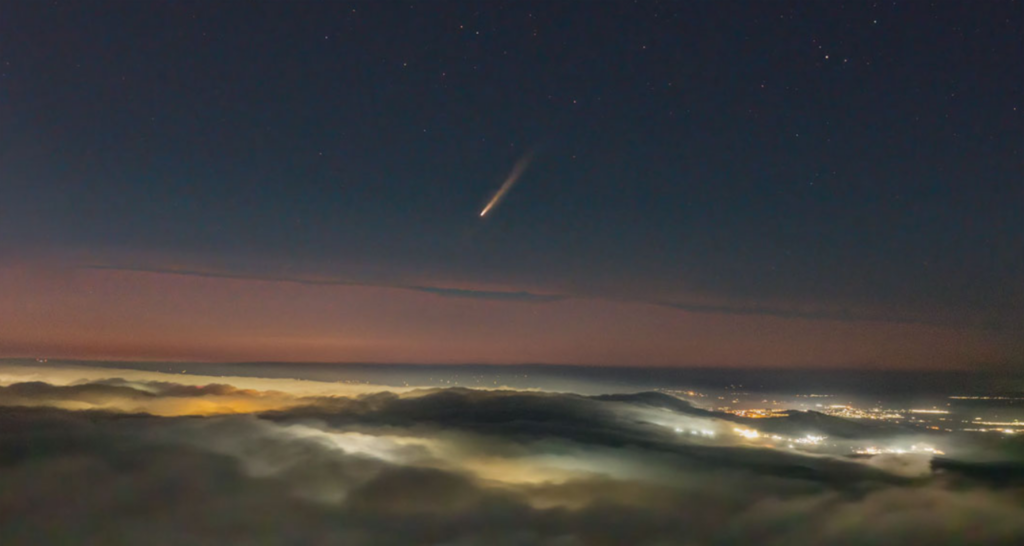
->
xmin=1 ymin=364 xmax=1023 ymax=545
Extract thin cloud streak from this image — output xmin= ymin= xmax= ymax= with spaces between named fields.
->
xmin=79 ymin=264 xmax=973 ymax=326
xmin=657 ymin=301 xmax=936 ymax=326
xmin=79 ymin=264 xmax=564 ymax=304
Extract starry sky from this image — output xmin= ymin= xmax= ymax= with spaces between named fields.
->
xmin=0 ymin=1 xmax=1021 ymax=369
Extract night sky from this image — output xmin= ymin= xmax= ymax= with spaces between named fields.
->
xmin=1 ymin=1 xmax=1021 ymax=368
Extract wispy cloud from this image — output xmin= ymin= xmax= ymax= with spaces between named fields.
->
xmin=658 ymin=301 xmax=934 ymax=325
xmin=79 ymin=264 xmax=566 ymax=304
xmin=409 ymin=286 xmax=566 ymax=303
xmin=79 ymin=264 xmax=968 ymax=325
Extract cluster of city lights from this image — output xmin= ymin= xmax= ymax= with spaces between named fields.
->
xmin=794 ymin=434 xmax=826 ymax=445
xmin=730 ymin=428 xmax=829 ymax=450
xmin=731 ymin=408 xmax=789 ymax=419
xmin=822 ymin=405 xmax=904 ymax=420
xmin=854 ymin=444 xmax=945 ymax=456
xmin=950 ymin=396 xmax=1024 ymax=401
xmin=662 ymin=389 xmax=709 ymax=399
xmin=674 ymin=428 xmax=716 ymax=438
xmin=970 ymin=419 xmax=1024 ymax=427
xmin=662 ymin=391 xmax=1024 ymax=444
xmin=733 ymin=427 xmax=760 ymax=439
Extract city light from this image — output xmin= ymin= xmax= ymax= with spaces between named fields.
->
xmin=822 ymin=405 xmax=904 ymax=420
xmin=673 ymin=427 xmax=716 ymax=438
xmin=854 ymin=444 xmax=945 ymax=456
xmin=734 ymin=428 xmax=760 ymax=439
xmin=731 ymin=408 xmax=790 ymax=419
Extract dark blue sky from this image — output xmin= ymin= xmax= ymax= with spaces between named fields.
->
xmin=0 ymin=1 xmax=1021 ymax=367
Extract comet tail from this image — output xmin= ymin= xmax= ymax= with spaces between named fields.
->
xmin=480 ymin=152 xmax=534 ymax=217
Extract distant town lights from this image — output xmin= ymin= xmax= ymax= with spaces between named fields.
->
xmin=734 ymin=428 xmax=760 ymax=439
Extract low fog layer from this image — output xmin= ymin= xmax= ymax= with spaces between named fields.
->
xmin=1 ymin=373 xmax=1023 ymax=545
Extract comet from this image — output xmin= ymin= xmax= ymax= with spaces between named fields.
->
xmin=480 ymin=151 xmax=535 ymax=217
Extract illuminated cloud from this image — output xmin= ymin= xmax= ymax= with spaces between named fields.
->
xmin=1 ymin=369 xmax=1023 ymax=545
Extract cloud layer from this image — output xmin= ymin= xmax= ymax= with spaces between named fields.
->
xmin=1 ymin=374 xmax=1024 ymax=545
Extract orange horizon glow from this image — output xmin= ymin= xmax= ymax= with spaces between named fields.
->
xmin=0 ymin=264 xmax=1016 ymax=370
